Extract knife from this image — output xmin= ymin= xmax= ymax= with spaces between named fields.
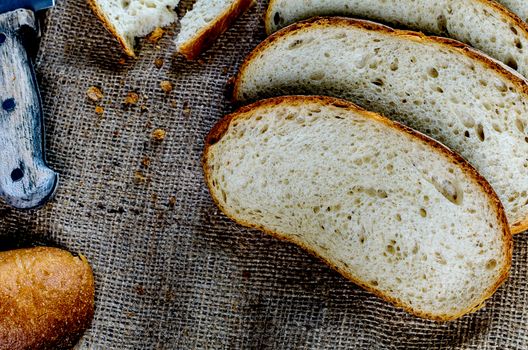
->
xmin=0 ymin=0 xmax=58 ymax=209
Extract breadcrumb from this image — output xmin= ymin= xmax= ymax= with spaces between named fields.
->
xmin=154 ymin=58 xmax=164 ymax=69
xmin=147 ymin=28 xmax=165 ymax=43
xmin=95 ymin=106 xmax=104 ymax=114
xmin=141 ymin=156 xmax=151 ymax=168
xmin=125 ymin=92 xmax=139 ymax=105
xmin=87 ymin=86 xmax=103 ymax=102
xmin=152 ymin=129 xmax=167 ymax=141
xmin=160 ymin=81 xmax=173 ymax=93
xmin=134 ymin=171 xmax=148 ymax=184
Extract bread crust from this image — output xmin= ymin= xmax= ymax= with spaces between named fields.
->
xmin=87 ymin=0 xmax=136 ymax=57
xmin=203 ymin=95 xmax=512 ymax=321
xmin=177 ymin=0 xmax=256 ymax=60
xmin=0 ymin=247 xmax=95 ymax=350
xmin=233 ymin=16 xmax=528 ymax=233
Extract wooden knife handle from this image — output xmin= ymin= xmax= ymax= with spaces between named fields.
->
xmin=0 ymin=9 xmax=58 ymax=209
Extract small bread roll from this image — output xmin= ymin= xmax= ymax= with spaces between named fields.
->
xmin=0 ymin=247 xmax=95 ymax=350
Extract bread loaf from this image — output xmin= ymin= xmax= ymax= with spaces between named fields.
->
xmin=203 ymin=95 xmax=512 ymax=321
xmin=0 ymin=247 xmax=95 ymax=350
xmin=233 ymin=17 xmax=528 ymax=233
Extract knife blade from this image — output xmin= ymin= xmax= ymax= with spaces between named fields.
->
xmin=0 ymin=0 xmax=55 ymax=14
xmin=0 ymin=4 xmax=58 ymax=209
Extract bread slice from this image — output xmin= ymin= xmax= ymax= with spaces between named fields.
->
xmin=265 ymin=0 xmax=528 ymax=78
xmin=233 ymin=17 xmax=528 ymax=234
xmin=203 ymin=95 xmax=511 ymax=321
xmin=498 ymin=0 xmax=528 ymax=23
xmin=87 ymin=0 xmax=181 ymax=57
xmin=175 ymin=0 xmax=256 ymax=60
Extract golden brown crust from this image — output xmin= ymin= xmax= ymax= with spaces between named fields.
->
xmin=177 ymin=0 xmax=256 ymax=60
xmin=232 ymin=16 xmax=528 ymax=232
xmin=264 ymin=0 xmax=278 ymax=34
xmin=0 ymin=247 xmax=95 ymax=350
xmin=203 ymin=95 xmax=512 ymax=321
xmin=86 ymin=0 xmax=136 ymax=57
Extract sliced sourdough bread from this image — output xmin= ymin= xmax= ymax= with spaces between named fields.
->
xmin=203 ymin=95 xmax=512 ymax=321
xmin=233 ymin=17 xmax=528 ymax=234
xmin=498 ymin=0 xmax=528 ymax=23
xmin=175 ymin=0 xmax=256 ymax=60
xmin=87 ymin=0 xmax=180 ymax=57
xmin=265 ymin=0 xmax=528 ymax=77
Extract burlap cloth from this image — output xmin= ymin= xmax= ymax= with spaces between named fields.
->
xmin=1 ymin=0 xmax=528 ymax=348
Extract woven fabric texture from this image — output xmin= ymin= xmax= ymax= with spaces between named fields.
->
xmin=1 ymin=0 xmax=527 ymax=348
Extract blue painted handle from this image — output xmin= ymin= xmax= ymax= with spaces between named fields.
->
xmin=0 ymin=9 xmax=58 ymax=209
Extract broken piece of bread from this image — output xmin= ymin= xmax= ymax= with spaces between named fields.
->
xmin=87 ymin=0 xmax=181 ymax=57
xmin=175 ymin=0 xmax=256 ymax=60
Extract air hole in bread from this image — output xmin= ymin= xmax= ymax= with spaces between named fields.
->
xmin=378 ymin=190 xmax=388 ymax=198
xmin=288 ymin=39 xmax=304 ymax=50
xmin=371 ymin=78 xmax=384 ymax=86
xmin=506 ymin=56 xmax=518 ymax=70
xmin=511 ymin=26 xmax=518 ymax=35
xmin=435 ymin=252 xmax=447 ymax=265
xmin=390 ymin=58 xmax=399 ymax=71
xmin=395 ymin=213 xmax=402 ymax=222
xmin=437 ymin=14 xmax=447 ymax=34
xmin=419 ymin=208 xmax=427 ymax=217
xmin=492 ymin=123 xmax=502 ymax=133
xmin=431 ymin=177 xmax=463 ymax=205
xmin=310 ymin=71 xmax=326 ymax=80
xmin=486 ymin=259 xmax=497 ymax=270
xmin=273 ymin=12 xmax=282 ymax=26
xmin=428 ymin=68 xmax=439 ymax=78
xmin=515 ymin=38 xmax=523 ymax=49
xmin=515 ymin=118 xmax=525 ymax=132
xmin=496 ymin=83 xmax=508 ymax=93
xmin=476 ymin=124 xmax=485 ymax=142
